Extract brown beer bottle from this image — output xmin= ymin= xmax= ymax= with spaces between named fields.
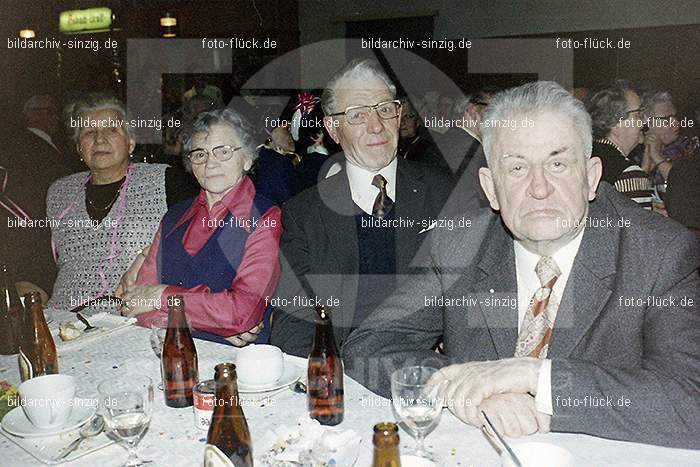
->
xmin=372 ymin=422 xmax=402 ymax=467
xmin=0 ymin=264 xmax=22 ymax=355
xmin=204 ymin=363 xmax=253 ymax=467
xmin=18 ymin=292 xmax=58 ymax=381
xmin=307 ymin=305 xmax=344 ymax=426
xmin=161 ymin=295 xmax=198 ymax=408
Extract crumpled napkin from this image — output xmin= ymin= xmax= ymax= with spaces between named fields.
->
xmin=257 ymin=415 xmax=361 ymax=466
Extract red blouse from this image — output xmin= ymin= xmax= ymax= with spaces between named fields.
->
xmin=135 ymin=176 xmax=282 ymax=336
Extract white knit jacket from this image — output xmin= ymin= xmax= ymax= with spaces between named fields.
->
xmin=46 ymin=163 xmax=168 ymax=312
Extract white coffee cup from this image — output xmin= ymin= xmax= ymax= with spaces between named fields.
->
xmin=18 ymin=374 xmax=76 ymax=429
xmin=501 ymin=441 xmax=574 ymax=467
xmin=235 ymin=344 xmax=284 ymax=387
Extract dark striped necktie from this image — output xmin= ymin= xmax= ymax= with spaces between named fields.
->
xmin=371 ymin=174 xmax=394 ymax=219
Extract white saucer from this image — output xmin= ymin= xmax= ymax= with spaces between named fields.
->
xmin=1 ymin=398 xmax=95 ymax=438
xmin=238 ymin=364 xmax=303 ymax=393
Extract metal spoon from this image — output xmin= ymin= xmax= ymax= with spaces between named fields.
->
xmin=54 ymin=415 xmax=105 ymax=460
xmin=76 ymin=312 xmax=98 ymax=332
xmin=480 ymin=410 xmax=523 ymax=467
xmin=292 ymin=381 xmax=307 ymax=394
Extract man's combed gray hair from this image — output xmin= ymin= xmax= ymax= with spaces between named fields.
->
xmin=321 ymin=59 xmax=397 ymax=115
xmin=482 ymin=81 xmax=592 ymax=165
xmin=181 ymin=108 xmax=258 ymax=173
xmin=642 ymin=90 xmax=674 ymax=119
xmin=69 ymin=93 xmax=132 ymax=143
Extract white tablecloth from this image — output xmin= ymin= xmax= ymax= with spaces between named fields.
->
xmin=1 ymin=311 xmax=699 ymax=467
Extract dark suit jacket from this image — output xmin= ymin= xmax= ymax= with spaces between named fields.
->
xmin=423 ymin=128 xmax=489 ymax=209
xmin=666 ymin=154 xmax=700 ymax=230
xmin=252 ymin=147 xmax=295 ymax=206
xmin=270 ymin=158 xmax=458 ymax=357
xmin=0 ymin=128 xmax=81 ymax=293
xmin=343 ymin=182 xmax=700 ymax=449
xmin=426 ymin=128 xmax=481 ymax=177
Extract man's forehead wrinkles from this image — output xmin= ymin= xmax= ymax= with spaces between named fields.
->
xmin=339 ymin=91 xmax=391 ymax=106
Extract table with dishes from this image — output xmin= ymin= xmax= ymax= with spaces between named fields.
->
xmin=1 ymin=310 xmax=699 ymax=467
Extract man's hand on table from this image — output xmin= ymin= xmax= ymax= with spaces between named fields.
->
xmin=225 ymin=322 xmax=264 ymax=347
xmin=479 ymin=393 xmax=550 ymax=437
xmin=118 ymin=284 xmax=167 ymax=317
xmin=428 ymin=358 xmax=550 ymax=436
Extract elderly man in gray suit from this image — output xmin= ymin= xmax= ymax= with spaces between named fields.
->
xmin=343 ymin=81 xmax=700 ymax=449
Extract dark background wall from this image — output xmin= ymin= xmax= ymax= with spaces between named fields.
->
xmin=0 ymin=0 xmax=300 ymax=123
xmin=2 ymin=0 xmax=698 ymax=132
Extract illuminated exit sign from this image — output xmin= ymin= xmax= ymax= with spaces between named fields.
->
xmin=59 ymin=7 xmax=112 ymax=34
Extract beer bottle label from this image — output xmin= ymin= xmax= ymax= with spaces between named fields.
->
xmin=18 ymin=348 xmax=32 ymax=381
xmin=203 ymin=445 xmax=235 ymax=467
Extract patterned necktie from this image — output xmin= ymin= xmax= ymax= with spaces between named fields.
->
xmin=371 ymin=174 xmax=394 ymax=219
xmin=514 ymin=256 xmax=561 ymax=359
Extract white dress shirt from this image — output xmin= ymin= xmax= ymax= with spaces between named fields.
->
xmin=344 ymin=158 xmax=397 ymax=215
xmin=27 ymin=127 xmax=60 ymax=153
xmin=514 ymin=226 xmax=586 ymax=415
xmin=461 ymin=124 xmax=481 ymax=143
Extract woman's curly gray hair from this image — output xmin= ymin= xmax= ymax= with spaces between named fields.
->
xmin=68 ymin=93 xmax=132 ymax=144
xmin=584 ymin=80 xmax=633 ymax=139
xmin=181 ymin=108 xmax=258 ymax=173
xmin=641 ymin=90 xmax=674 ymax=120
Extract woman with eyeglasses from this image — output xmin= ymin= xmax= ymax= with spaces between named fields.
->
xmin=118 ymin=109 xmax=282 ymax=346
xmin=584 ymin=80 xmax=654 ymax=210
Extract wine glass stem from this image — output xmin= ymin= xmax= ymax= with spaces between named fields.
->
xmin=414 ymin=431 xmax=426 ymax=454
xmin=125 ymin=445 xmax=139 ymax=466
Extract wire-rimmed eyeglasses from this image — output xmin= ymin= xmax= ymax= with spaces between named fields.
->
xmin=187 ymin=145 xmax=242 ymax=165
xmin=328 ymin=100 xmax=402 ymax=125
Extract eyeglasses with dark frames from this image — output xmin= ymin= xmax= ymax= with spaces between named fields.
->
xmin=328 ymin=100 xmax=402 ymax=125
xmin=650 ymin=114 xmax=677 ymax=122
xmin=187 ymin=145 xmax=242 ymax=165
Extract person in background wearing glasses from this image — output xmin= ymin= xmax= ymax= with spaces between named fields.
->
xmin=431 ymin=86 xmax=501 ymax=177
xmin=636 ymin=91 xmax=699 ymax=211
xmin=118 ymin=109 xmax=282 ymax=346
xmin=270 ymin=59 xmax=456 ymax=357
xmin=584 ymin=81 xmax=654 ymax=209
xmin=396 ymin=99 xmax=436 ymax=162
xmin=1 ymin=94 xmax=81 ymax=299
xmin=434 ymin=86 xmax=503 ymax=210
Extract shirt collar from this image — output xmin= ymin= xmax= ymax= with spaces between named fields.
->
xmin=345 ymin=157 xmax=397 ymax=215
xmin=27 ymin=127 xmax=59 ymax=152
xmin=307 ymin=145 xmax=329 ymax=155
xmin=514 ymin=225 xmax=586 ymax=285
xmin=461 ymin=125 xmax=481 ymax=142
xmin=171 ymin=175 xmax=256 ymax=234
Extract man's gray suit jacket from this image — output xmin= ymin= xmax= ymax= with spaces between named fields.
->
xmin=343 ymin=182 xmax=700 ymax=449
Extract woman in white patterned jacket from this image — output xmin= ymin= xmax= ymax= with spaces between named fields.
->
xmin=46 ymin=93 xmax=197 ymax=313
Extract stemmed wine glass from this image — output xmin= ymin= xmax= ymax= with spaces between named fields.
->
xmin=149 ymin=315 xmax=169 ymax=391
xmin=98 ymin=375 xmax=154 ymax=466
xmin=391 ymin=366 xmax=445 ymax=461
